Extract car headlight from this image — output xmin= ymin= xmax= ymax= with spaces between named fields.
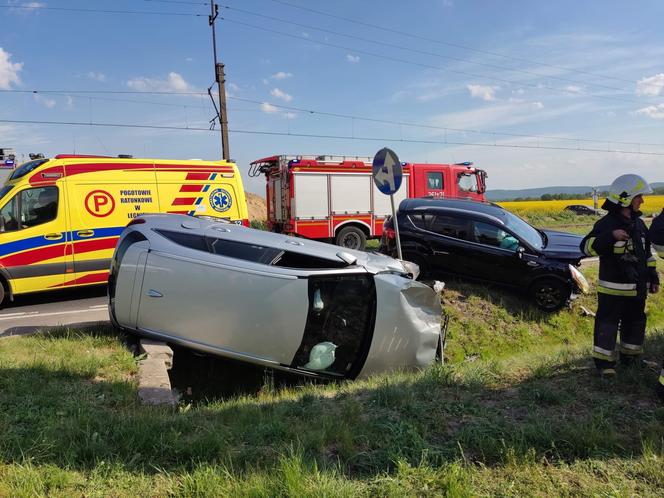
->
xmin=400 ymin=259 xmax=420 ymax=280
xmin=569 ymin=264 xmax=589 ymax=294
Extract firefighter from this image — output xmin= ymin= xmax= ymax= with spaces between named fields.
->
xmin=648 ymin=210 xmax=664 ymax=400
xmin=580 ymin=174 xmax=659 ymax=377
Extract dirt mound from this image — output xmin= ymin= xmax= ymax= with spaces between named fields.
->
xmin=246 ymin=192 xmax=267 ymax=221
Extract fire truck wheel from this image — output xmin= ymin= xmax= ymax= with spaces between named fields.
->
xmin=336 ymin=226 xmax=366 ymax=251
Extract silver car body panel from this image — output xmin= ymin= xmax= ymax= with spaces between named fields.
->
xmin=359 ymin=274 xmax=441 ymax=378
xmin=137 ymin=251 xmax=310 ymax=365
xmin=110 ymin=214 xmax=442 ymax=379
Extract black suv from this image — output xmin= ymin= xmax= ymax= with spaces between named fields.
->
xmin=379 ymin=198 xmax=589 ymax=311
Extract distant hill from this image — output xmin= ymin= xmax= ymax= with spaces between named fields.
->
xmin=486 ymin=182 xmax=664 ymax=201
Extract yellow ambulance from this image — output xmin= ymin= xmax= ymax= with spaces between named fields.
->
xmin=0 ymin=154 xmax=249 ymax=306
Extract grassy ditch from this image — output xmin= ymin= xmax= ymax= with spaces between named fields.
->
xmin=1 ymin=265 xmax=664 ymax=496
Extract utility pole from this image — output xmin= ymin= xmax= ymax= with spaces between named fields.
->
xmin=209 ymin=1 xmax=230 ymax=161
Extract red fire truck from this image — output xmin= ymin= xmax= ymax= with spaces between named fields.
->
xmin=249 ymin=155 xmax=488 ymax=250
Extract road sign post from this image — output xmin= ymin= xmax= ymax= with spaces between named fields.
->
xmin=372 ymin=148 xmax=403 ymax=260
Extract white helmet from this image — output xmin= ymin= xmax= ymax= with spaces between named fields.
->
xmin=606 ymin=174 xmax=652 ymax=207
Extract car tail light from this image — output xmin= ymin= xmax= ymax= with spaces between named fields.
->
xmin=127 ymin=217 xmax=146 ymax=226
xmin=242 ymin=219 xmax=250 ymax=227
xmin=385 ymin=228 xmax=396 ymax=240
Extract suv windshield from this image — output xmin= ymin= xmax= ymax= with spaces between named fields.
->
xmin=502 ymin=210 xmax=543 ymax=250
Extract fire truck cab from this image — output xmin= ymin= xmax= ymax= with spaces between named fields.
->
xmin=250 ymin=155 xmax=487 ymax=250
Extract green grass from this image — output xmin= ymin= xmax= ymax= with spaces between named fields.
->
xmin=2 ymin=265 xmax=664 ymax=496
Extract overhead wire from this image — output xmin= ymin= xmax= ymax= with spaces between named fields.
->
xmin=1 ymin=118 xmax=663 ymax=156
xmin=265 ymin=0 xmax=638 ymax=85
xmin=219 ymin=4 xmax=641 ymax=97
xmin=0 ymin=3 xmax=205 ymax=16
xmin=3 ymin=88 xmax=664 ymax=149
xmin=219 ymin=17 xmax=651 ymax=107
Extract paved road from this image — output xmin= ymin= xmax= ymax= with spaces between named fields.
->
xmin=0 ymin=285 xmax=109 ymax=338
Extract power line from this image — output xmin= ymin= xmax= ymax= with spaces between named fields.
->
xmin=265 ymin=0 xmax=637 ymax=86
xmin=3 ymin=88 xmax=664 ymax=148
xmin=2 ymin=118 xmax=663 ymax=156
xmin=220 ymin=4 xmax=640 ymax=97
xmin=226 ymin=96 xmax=664 ymax=149
xmin=144 ymin=0 xmax=208 ymax=5
xmin=220 ymin=17 xmax=650 ymax=107
xmin=0 ymin=4 xmax=205 ymax=16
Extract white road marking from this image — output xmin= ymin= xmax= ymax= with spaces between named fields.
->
xmin=0 ymin=308 xmax=107 ymax=321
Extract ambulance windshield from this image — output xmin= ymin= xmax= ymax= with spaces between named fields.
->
xmin=9 ymin=158 xmax=49 ymax=181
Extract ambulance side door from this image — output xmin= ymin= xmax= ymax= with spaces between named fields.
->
xmin=65 ymin=162 xmax=158 ymax=286
xmin=0 ymin=184 xmax=67 ymax=292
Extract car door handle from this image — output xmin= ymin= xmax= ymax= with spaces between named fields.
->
xmin=77 ymin=230 xmax=95 ymax=238
xmin=433 ymin=250 xmax=450 ymax=255
xmin=44 ymin=232 xmax=63 ymax=240
xmin=147 ymin=289 xmax=163 ymax=298
xmin=527 ymin=261 xmax=540 ymax=267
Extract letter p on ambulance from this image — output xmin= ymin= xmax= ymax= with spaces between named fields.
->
xmin=85 ymin=189 xmax=116 ymax=217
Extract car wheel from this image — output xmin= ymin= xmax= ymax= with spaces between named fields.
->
xmin=336 ymin=226 xmax=366 ymax=251
xmin=530 ymin=278 xmax=570 ymax=311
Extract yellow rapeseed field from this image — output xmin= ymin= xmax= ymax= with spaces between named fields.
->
xmin=499 ymin=195 xmax=664 ymax=216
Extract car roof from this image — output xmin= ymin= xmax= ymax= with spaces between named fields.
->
xmin=399 ymin=197 xmax=509 ymax=221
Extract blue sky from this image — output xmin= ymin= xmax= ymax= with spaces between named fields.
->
xmin=1 ymin=0 xmax=664 ymax=194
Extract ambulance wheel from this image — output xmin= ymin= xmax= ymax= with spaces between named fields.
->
xmin=530 ymin=278 xmax=569 ymax=312
xmin=336 ymin=226 xmax=366 ymax=251
xmin=0 ymin=283 xmax=5 ymax=309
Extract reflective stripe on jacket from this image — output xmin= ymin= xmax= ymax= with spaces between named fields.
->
xmin=580 ymin=210 xmax=658 ymax=297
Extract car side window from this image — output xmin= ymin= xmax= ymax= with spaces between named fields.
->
xmin=407 ymin=213 xmax=435 ymax=230
xmin=21 ymin=186 xmax=59 ymax=228
xmin=429 ymin=214 xmax=469 ymax=240
xmin=0 ymin=194 xmax=19 ymax=232
xmin=472 ymin=221 xmax=519 ymax=251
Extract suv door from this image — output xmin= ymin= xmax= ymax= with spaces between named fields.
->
xmin=464 ymin=220 xmax=533 ymax=287
xmin=414 ymin=212 xmax=472 ymax=276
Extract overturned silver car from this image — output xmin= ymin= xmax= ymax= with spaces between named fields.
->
xmin=109 ymin=215 xmax=442 ymax=379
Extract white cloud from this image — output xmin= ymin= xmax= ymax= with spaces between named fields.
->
xmin=261 ymin=102 xmax=278 ymax=113
xmin=301 ymin=32 xmax=310 ymax=39
xmin=86 ymin=71 xmax=106 ymax=82
xmin=262 ymin=78 xmax=269 ymax=85
xmin=270 ymin=87 xmax=293 ymax=102
xmin=636 ymin=103 xmax=664 ymax=120
xmin=564 ymin=85 xmax=584 ymax=94
xmin=66 ymin=96 xmax=74 ymax=109
xmin=467 ymin=84 xmax=498 ymax=101
xmin=531 ymin=101 xmax=544 ymax=109
xmin=346 ymin=54 xmax=360 ymax=64
xmin=185 ymin=57 xmax=194 ymax=62
xmin=33 ymin=93 xmax=55 ymax=108
xmin=126 ymin=72 xmax=193 ymax=92
xmin=9 ymin=2 xmax=45 ymax=15
xmin=442 ymin=0 xmax=454 ymax=6
xmin=272 ymin=71 xmax=293 ymax=80
xmin=284 ymin=112 xmax=297 ymax=119
xmin=635 ymin=73 xmax=664 ymax=96
xmin=0 ymin=47 xmax=23 ymax=89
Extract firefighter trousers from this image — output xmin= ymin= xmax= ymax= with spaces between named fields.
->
xmin=592 ymin=293 xmax=647 ymax=370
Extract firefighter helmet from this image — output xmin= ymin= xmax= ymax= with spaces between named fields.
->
xmin=606 ymin=174 xmax=653 ymax=207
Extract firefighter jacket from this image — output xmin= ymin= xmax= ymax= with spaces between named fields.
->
xmin=580 ymin=209 xmax=658 ymax=297
xmin=650 ymin=211 xmax=664 ymax=258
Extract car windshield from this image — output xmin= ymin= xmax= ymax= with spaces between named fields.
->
xmin=501 ymin=210 xmax=543 ymax=250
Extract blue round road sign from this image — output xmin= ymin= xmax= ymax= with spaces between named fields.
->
xmin=372 ymin=148 xmax=402 ymax=195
